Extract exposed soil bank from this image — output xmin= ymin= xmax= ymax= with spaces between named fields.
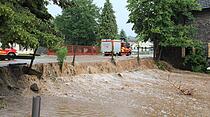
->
xmin=33 ymin=58 xmax=156 ymax=77
xmin=0 ymin=58 xmax=155 ymax=96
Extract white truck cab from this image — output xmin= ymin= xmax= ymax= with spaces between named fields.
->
xmin=101 ymin=39 xmax=121 ymax=55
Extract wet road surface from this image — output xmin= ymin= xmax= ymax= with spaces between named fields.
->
xmin=0 ymin=54 xmax=152 ymax=67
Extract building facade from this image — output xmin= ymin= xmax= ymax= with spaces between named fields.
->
xmin=161 ymin=0 xmax=210 ymax=68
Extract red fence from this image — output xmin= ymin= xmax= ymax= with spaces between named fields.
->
xmin=48 ymin=45 xmax=101 ymax=56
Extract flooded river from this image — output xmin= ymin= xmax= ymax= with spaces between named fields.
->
xmin=1 ymin=69 xmax=210 ymax=117
xmin=1 ymin=96 xmax=142 ymax=117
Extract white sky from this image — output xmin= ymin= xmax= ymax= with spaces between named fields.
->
xmin=47 ymin=0 xmax=137 ymax=37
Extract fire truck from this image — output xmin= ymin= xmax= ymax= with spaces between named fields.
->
xmin=101 ymin=39 xmax=131 ymax=56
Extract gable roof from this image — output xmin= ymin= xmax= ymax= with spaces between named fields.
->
xmin=198 ymin=0 xmax=210 ymax=9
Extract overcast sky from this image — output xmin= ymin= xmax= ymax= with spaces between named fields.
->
xmin=47 ymin=0 xmax=137 ymax=37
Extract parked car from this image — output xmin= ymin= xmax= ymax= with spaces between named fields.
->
xmin=0 ymin=48 xmax=17 ymax=60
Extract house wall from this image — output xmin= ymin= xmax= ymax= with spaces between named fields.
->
xmin=194 ymin=8 xmax=210 ymax=43
xmin=194 ymin=8 xmax=210 ymax=65
xmin=160 ymin=9 xmax=210 ymax=69
xmin=161 ymin=47 xmax=185 ymax=69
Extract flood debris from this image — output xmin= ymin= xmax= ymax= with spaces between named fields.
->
xmin=117 ymin=73 xmax=123 ymax=77
xmin=30 ymin=83 xmax=39 ymax=92
xmin=167 ymin=74 xmax=195 ymax=96
xmin=0 ymin=98 xmax=7 ymax=109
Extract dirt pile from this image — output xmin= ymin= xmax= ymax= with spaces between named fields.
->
xmin=0 ymin=65 xmax=45 ymax=96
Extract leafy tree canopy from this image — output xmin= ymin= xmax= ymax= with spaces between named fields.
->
xmin=99 ymin=0 xmax=118 ymax=39
xmin=127 ymin=0 xmax=201 ymax=47
xmin=54 ymin=0 xmax=100 ymax=45
xmin=0 ymin=0 xmax=64 ymax=49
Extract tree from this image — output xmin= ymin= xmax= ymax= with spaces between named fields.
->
xmin=184 ymin=44 xmax=208 ymax=72
xmin=120 ymin=29 xmax=127 ymax=39
xmin=0 ymin=0 xmax=64 ymax=68
xmin=51 ymin=0 xmax=74 ymax=8
xmin=54 ymin=0 xmax=99 ymax=66
xmin=136 ymin=34 xmax=145 ymax=64
xmin=99 ymin=0 xmax=118 ymax=39
xmin=127 ymin=0 xmax=201 ymax=60
xmin=54 ymin=0 xmax=100 ymax=46
xmin=99 ymin=0 xmax=118 ymax=63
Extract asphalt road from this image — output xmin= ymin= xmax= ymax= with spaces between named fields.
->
xmin=0 ymin=54 xmax=153 ymax=67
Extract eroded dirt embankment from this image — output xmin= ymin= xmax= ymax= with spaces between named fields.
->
xmin=32 ymin=58 xmax=156 ymax=77
xmin=0 ymin=58 xmax=156 ymax=96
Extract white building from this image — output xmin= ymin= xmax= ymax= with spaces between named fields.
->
xmin=12 ymin=44 xmax=34 ymax=55
xmin=131 ymin=41 xmax=153 ymax=54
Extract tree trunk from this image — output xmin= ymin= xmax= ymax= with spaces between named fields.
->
xmin=137 ymin=42 xmax=140 ymax=64
xmin=111 ymin=40 xmax=115 ymax=62
xmin=72 ymin=45 xmax=77 ymax=66
xmin=153 ymin=39 xmax=160 ymax=61
xmin=158 ymin=46 xmax=162 ymax=61
xmin=153 ymin=40 xmax=156 ymax=60
xmin=29 ymin=48 xmax=38 ymax=69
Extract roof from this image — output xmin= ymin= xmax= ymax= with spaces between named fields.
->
xmin=198 ymin=0 xmax=210 ymax=9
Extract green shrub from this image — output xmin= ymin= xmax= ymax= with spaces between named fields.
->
xmin=184 ymin=45 xmax=208 ymax=73
xmin=155 ymin=61 xmax=167 ymax=70
xmin=56 ymin=47 xmax=68 ymax=71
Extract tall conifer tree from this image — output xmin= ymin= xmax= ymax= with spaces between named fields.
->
xmin=99 ymin=0 xmax=118 ymax=39
xmin=120 ymin=29 xmax=127 ymax=39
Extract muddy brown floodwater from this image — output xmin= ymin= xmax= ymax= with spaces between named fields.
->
xmin=1 ymin=69 xmax=210 ymax=117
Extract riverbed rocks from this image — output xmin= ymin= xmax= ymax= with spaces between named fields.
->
xmin=0 ymin=99 xmax=7 ymax=109
xmin=30 ymin=83 xmax=39 ymax=92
